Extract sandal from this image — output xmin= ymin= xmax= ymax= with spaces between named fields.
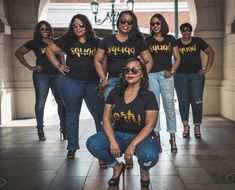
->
xmin=194 ymin=125 xmax=201 ymax=139
xmin=99 ymin=160 xmax=108 ymax=169
xmin=124 ymin=157 xmax=133 ymax=169
xmin=183 ymin=125 xmax=190 ymax=138
xmin=169 ymin=134 xmax=178 ymax=153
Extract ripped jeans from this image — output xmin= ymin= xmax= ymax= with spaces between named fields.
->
xmin=174 ymin=73 xmax=205 ymax=125
xmin=86 ymin=130 xmax=160 ymax=170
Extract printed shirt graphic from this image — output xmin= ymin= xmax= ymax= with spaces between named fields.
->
xmin=24 ymin=39 xmax=60 ymax=74
xmin=106 ymin=88 xmax=159 ymax=134
xmin=99 ymin=34 xmax=148 ymax=77
xmin=55 ymin=36 xmax=100 ymax=81
xmin=176 ymin=37 xmax=209 ymax=73
xmin=145 ymin=35 xmax=177 ymax=72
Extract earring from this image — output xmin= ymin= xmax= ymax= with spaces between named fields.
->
xmin=140 ymin=77 xmax=145 ymax=85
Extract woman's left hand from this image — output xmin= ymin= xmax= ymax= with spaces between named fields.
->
xmin=199 ymin=68 xmax=209 ymax=76
xmin=164 ymin=70 xmax=172 ymax=78
xmin=124 ymin=145 xmax=135 ymax=161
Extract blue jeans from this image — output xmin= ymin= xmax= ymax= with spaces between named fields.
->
xmin=60 ymin=76 xmax=104 ymax=150
xmin=174 ymin=73 xmax=205 ymax=125
xmin=33 ymin=73 xmax=65 ymax=129
xmin=86 ymin=131 xmax=160 ymax=170
xmin=148 ymin=71 xmax=177 ymax=133
xmin=104 ymin=77 xmax=119 ymax=101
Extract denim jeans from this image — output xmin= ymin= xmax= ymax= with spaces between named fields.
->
xmin=104 ymin=77 xmax=119 ymax=101
xmin=33 ymin=73 xmax=65 ymax=129
xmin=60 ymin=76 xmax=104 ymax=150
xmin=148 ymin=71 xmax=177 ymax=133
xmin=86 ymin=130 xmax=160 ymax=170
xmin=174 ymin=73 xmax=205 ymax=125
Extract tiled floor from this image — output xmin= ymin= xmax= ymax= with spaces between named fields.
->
xmin=1 ymin=111 xmax=235 ymax=190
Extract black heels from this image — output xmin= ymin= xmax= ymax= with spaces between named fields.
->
xmin=140 ymin=169 xmax=150 ymax=188
xmin=183 ymin=125 xmax=190 ymax=138
xmin=60 ymin=127 xmax=67 ymax=140
xmin=194 ymin=126 xmax=201 ymax=139
xmin=108 ymin=162 xmax=125 ymax=186
xmin=155 ymin=132 xmax=162 ymax=153
xmin=67 ymin=150 xmax=76 ymax=159
xmin=37 ymin=128 xmax=46 ymax=141
xmin=169 ymin=134 xmax=178 ymax=153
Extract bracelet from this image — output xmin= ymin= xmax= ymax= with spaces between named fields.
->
xmin=56 ymin=64 xmax=61 ymax=70
xmin=170 ymin=70 xmax=175 ymax=75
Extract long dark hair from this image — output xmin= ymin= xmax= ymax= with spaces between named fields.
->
xmin=117 ymin=57 xmax=149 ymax=97
xmin=65 ymin=14 xmax=97 ymax=45
xmin=33 ymin=20 xmax=53 ymax=40
xmin=116 ymin=10 xmax=143 ymax=45
xmin=150 ymin=13 xmax=169 ymax=36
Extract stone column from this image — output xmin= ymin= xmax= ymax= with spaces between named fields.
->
xmin=194 ymin=0 xmax=224 ymax=115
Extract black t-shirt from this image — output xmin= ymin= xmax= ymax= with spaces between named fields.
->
xmin=24 ymin=39 xmax=59 ymax=74
xmin=99 ymin=34 xmax=148 ymax=77
xmin=145 ymin=35 xmax=177 ymax=72
xmin=176 ymin=37 xmax=209 ymax=73
xmin=55 ymin=36 xmax=100 ymax=81
xmin=106 ymin=88 xmax=159 ymax=134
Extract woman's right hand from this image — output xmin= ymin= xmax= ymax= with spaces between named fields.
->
xmin=98 ymin=78 xmax=108 ymax=97
xmin=110 ymin=141 xmax=121 ymax=158
xmin=30 ymin=65 xmax=43 ymax=72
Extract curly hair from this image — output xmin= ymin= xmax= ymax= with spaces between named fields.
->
xmin=64 ymin=14 xmax=97 ymax=46
xmin=117 ymin=57 xmax=149 ymax=97
xmin=116 ymin=10 xmax=143 ymax=45
xmin=33 ymin=20 xmax=53 ymax=40
xmin=150 ymin=13 xmax=169 ymax=36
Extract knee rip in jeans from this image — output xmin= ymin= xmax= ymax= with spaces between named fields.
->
xmin=143 ymin=160 xmax=152 ymax=167
xmin=195 ymin=99 xmax=202 ymax=104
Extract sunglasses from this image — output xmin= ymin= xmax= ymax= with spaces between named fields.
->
xmin=119 ymin=19 xmax=133 ymax=26
xmin=150 ymin=21 xmax=161 ymax=27
xmin=40 ymin=28 xmax=49 ymax=32
xmin=182 ymin=28 xmax=192 ymax=32
xmin=72 ymin=23 xmax=85 ymax=30
xmin=123 ymin=67 xmax=142 ymax=75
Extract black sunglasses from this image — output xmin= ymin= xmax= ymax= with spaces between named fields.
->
xmin=150 ymin=21 xmax=161 ymax=27
xmin=72 ymin=23 xmax=85 ymax=30
xmin=123 ymin=67 xmax=142 ymax=75
xmin=119 ymin=19 xmax=133 ymax=26
xmin=40 ymin=28 xmax=49 ymax=32
xmin=182 ymin=28 xmax=192 ymax=32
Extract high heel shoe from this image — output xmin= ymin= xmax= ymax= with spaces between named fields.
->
xmin=155 ymin=132 xmax=162 ymax=153
xmin=194 ymin=125 xmax=201 ymax=139
xmin=140 ymin=169 xmax=150 ymax=188
xmin=183 ymin=125 xmax=190 ymax=138
xmin=169 ymin=134 xmax=178 ymax=153
xmin=67 ymin=150 xmax=76 ymax=159
xmin=108 ymin=162 xmax=125 ymax=186
xmin=60 ymin=127 xmax=67 ymax=140
xmin=37 ymin=128 xmax=46 ymax=141
xmin=99 ymin=160 xmax=108 ymax=169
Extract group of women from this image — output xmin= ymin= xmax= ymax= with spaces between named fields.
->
xmin=15 ymin=10 xmax=214 ymax=188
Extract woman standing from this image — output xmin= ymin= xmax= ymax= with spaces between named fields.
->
xmin=46 ymin=14 xmax=104 ymax=159
xmin=87 ymin=58 xmax=160 ymax=188
xmin=94 ymin=10 xmax=153 ymax=100
xmin=15 ymin=20 xmax=66 ymax=141
xmin=145 ymin=14 xmax=181 ymax=153
xmin=174 ymin=23 xmax=214 ymax=139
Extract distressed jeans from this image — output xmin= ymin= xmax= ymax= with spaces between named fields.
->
xmin=148 ymin=71 xmax=177 ymax=133
xmin=87 ymin=130 xmax=160 ymax=170
xmin=174 ymin=73 xmax=205 ymax=125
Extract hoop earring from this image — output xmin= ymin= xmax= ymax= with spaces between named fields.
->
xmin=140 ymin=77 xmax=145 ymax=85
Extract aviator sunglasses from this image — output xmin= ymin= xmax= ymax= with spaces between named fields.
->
xmin=40 ymin=28 xmax=50 ymax=32
xmin=119 ymin=19 xmax=133 ymax=26
xmin=150 ymin=21 xmax=161 ymax=27
xmin=123 ymin=66 xmax=142 ymax=75
xmin=72 ymin=23 xmax=85 ymax=30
